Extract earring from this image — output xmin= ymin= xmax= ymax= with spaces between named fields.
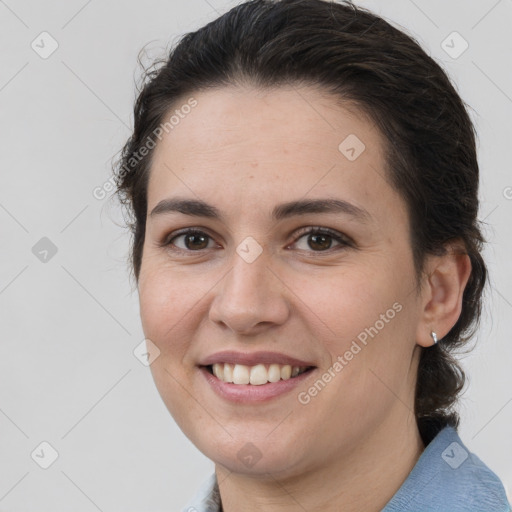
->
xmin=431 ymin=331 xmax=438 ymax=345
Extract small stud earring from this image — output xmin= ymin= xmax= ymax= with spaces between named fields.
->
xmin=431 ymin=331 xmax=438 ymax=345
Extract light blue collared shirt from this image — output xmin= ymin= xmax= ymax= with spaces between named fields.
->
xmin=181 ymin=426 xmax=511 ymax=511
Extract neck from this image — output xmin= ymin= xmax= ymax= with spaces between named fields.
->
xmin=216 ymin=411 xmax=425 ymax=512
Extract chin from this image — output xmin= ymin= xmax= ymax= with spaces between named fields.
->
xmin=189 ymin=427 xmax=309 ymax=477
xmin=212 ymin=448 xmax=304 ymax=478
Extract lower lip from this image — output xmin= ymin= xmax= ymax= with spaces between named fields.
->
xmin=199 ymin=366 xmax=316 ymax=403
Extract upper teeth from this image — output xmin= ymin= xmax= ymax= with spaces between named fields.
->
xmin=212 ymin=363 xmax=308 ymax=385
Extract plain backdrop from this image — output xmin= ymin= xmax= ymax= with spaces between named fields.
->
xmin=1 ymin=0 xmax=511 ymax=510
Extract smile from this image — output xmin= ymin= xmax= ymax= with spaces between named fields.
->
xmin=206 ymin=363 xmax=312 ymax=385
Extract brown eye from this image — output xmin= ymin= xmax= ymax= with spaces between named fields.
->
xmin=292 ymin=227 xmax=351 ymax=252
xmin=307 ymin=233 xmax=334 ymax=251
xmin=166 ymin=229 xmax=214 ymax=251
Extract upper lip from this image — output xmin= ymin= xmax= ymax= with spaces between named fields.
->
xmin=198 ymin=350 xmax=316 ymax=368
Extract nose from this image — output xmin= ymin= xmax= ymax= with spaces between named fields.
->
xmin=208 ymin=247 xmax=290 ymax=336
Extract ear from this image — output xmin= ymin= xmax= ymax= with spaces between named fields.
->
xmin=415 ymin=240 xmax=472 ymax=348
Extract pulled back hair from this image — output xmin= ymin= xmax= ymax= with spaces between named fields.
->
xmin=113 ymin=0 xmax=487 ymax=445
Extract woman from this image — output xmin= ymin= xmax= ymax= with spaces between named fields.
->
xmin=113 ymin=0 xmax=511 ymax=510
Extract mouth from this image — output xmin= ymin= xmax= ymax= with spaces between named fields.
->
xmin=201 ymin=363 xmax=316 ymax=385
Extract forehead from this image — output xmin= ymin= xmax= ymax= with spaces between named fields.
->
xmin=147 ymin=85 xmax=403 ymax=227
xmin=151 ymin=85 xmax=381 ymax=165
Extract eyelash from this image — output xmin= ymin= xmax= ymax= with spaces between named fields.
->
xmin=160 ymin=226 xmax=352 ymax=255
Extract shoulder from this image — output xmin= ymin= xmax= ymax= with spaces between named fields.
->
xmin=383 ymin=426 xmax=511 ymax=512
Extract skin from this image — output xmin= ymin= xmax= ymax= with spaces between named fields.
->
xmin=137 ymin=84 xmax=472 ymax=511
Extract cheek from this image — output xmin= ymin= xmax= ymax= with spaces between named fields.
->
xmin=138 ymin=264 xmax=206 ymax=340
xmin=138 ymin=269 xmax=201 ymax=422
xmin=292 ymin=263 xmax=399 ymax=342
xmin=138 ymin=278 xmax=191 ymax=385
xmin=297 ymin=265 xmax=415 ymax=402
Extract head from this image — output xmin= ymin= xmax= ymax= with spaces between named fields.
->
xmin=113 ymin=0 xmax=486 ymax=474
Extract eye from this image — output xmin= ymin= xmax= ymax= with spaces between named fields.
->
xmin=163 ymin=229 xmax=217 ymax=252
xmin=160 ymin=226 xmax=352 ymax=254
xmin=290 ymin=227 xmax=351 ymax=252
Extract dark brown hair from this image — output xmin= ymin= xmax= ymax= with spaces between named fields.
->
xmin=113 ymin=0 xmax=487 ymax=445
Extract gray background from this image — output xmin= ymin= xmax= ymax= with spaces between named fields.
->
xmin=1 ymin=0 xmax=511 ymax=510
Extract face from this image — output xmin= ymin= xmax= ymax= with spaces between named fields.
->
xmin=138 ymin=85 xmax=425 ymax=477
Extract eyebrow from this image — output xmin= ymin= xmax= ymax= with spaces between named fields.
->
xmin=149 ymin=197 xmax=371 ymax=223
